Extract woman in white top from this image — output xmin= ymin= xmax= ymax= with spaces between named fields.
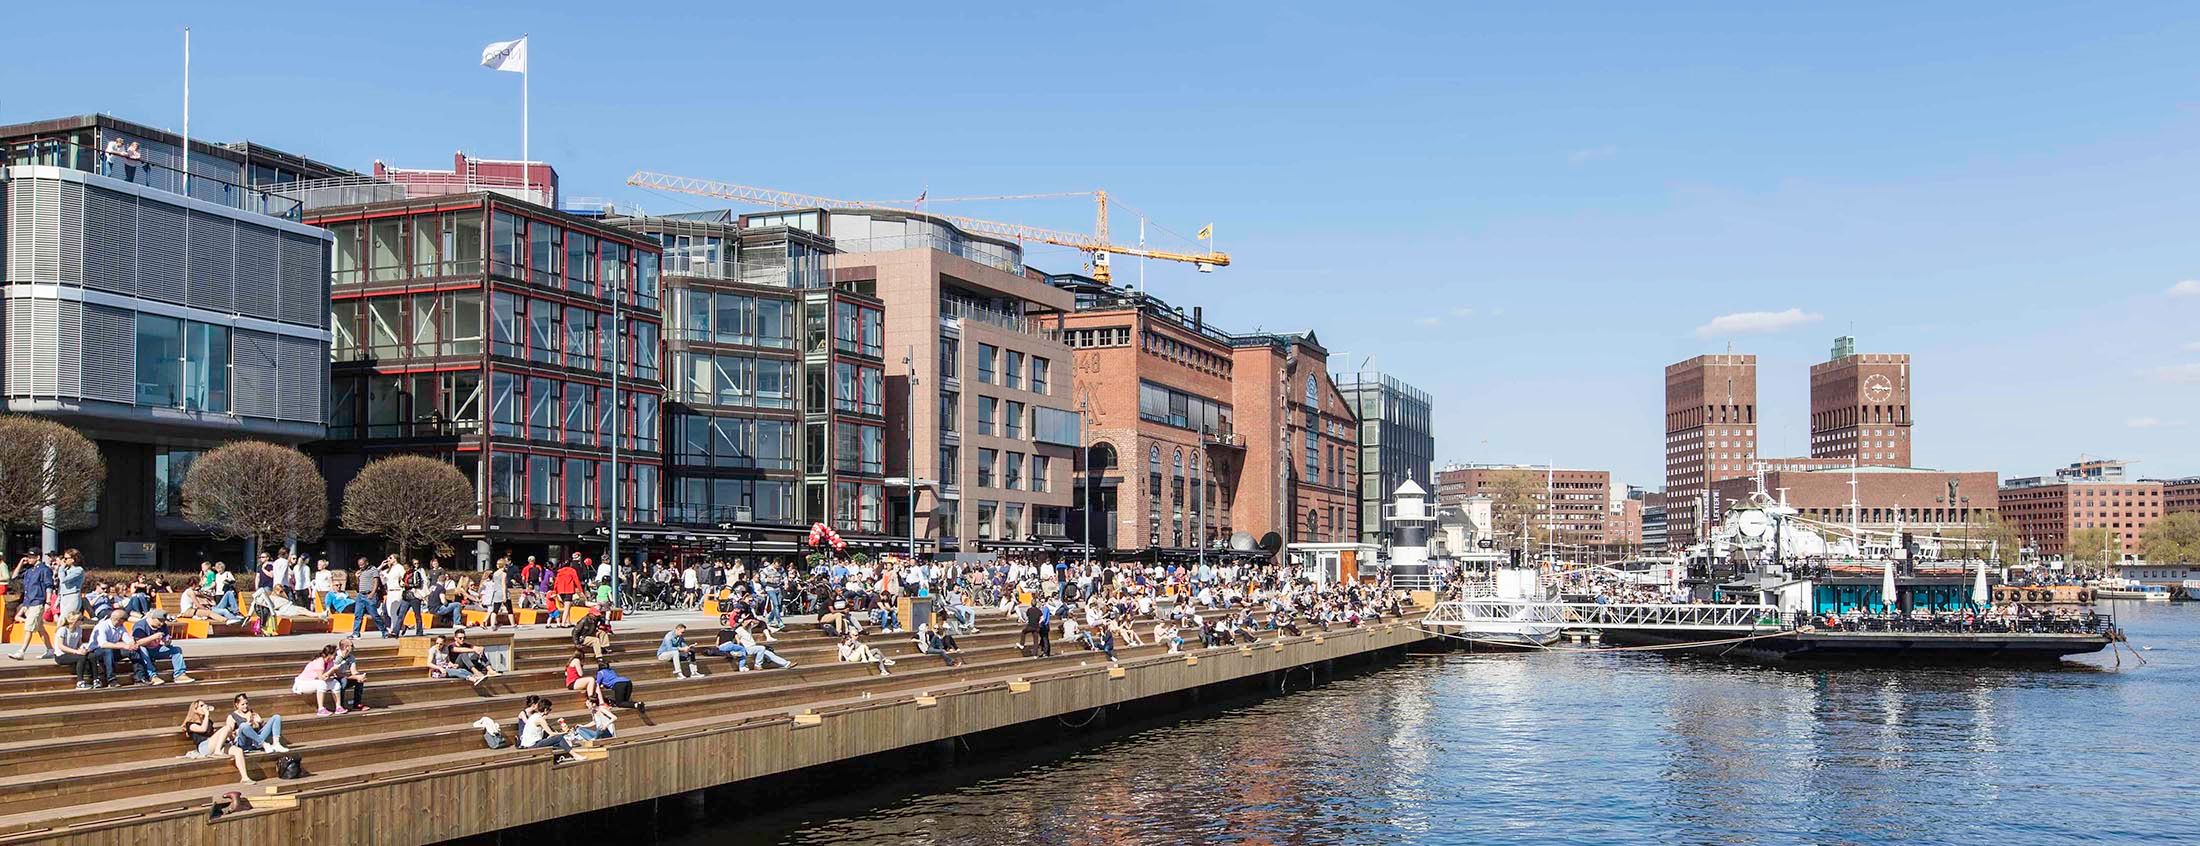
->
xmin=310 ymin=562 xmax=336 ymax=608
xmin=481 ymin=569 xmax=511 ymax=631
xmin=517 ymin=699 xmax=572 ymax=752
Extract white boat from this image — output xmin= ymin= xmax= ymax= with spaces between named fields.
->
xmin=2093 ymin=581 xmax=2172 ymax=602
xmin=2184 ymin=580 xmax=2200 ymax=602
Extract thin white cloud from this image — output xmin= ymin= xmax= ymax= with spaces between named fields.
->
xmin=2187 ymin=341 xmax=2200 ymax=352
xmin=1694 ymin=308 xmax=1823 ymax=338
xmin=1567 ymin=144 xmax=1618 ymax=165
xmin=2170 ymin=280 xmax=2200 ymax=297
xmin=2152 ymin=363 xmax=2200 ymax=383
xmin=1449 ymin=306 xmax=1474 ymax=318
xmin=1414 ymin=316 xmax=1442 ymax=327
xmin=2128 ymin=416 xmax=2169 ymax=429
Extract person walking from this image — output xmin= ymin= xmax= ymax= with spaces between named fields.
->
xmin=10 ymin=553 xmax=57 ymax=660
xmin=350 ymin=558 xmax=385 ymax=637
xmin=396 ymin=560 xmax=429 ymax=637
xmin=482 ymin=566 xmax=513 ymax=631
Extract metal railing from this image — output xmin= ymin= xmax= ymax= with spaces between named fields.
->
xmin=1423 ymin=599 xmax=1785 ymax=632
xmin=5 ymin=140 xmax=303 ymax=219
xmin=940 ymin=298 xmax=1061 ymax=341
xmin=267 ymin=172 xmax=551 ymax=211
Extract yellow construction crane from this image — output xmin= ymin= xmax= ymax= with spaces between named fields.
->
xmin=625 ymin=171 xmax=1229 ymax=284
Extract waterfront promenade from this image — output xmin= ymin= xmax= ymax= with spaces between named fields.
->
xmin=0 ymin=608 xmax=1428 ymax=846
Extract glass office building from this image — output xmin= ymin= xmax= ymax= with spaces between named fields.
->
xmin=1335 ymin=371 xmax=1435 ymax=548
xmin=1 ymin=114 xmax=341 ymax=565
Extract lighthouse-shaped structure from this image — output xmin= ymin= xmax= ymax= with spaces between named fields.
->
xmin=1386 ymin=479 xmax=1436 ymax=586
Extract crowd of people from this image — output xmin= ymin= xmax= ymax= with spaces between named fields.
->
xmin=6 ymin=542 xmax=1423 ymax=787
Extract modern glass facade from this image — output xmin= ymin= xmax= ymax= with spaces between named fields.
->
xmin=311 ymin=193 xmax=663 ymax=566
xmin=1336 ymin=371 xmax=1436 ymax=547
xmin=0 ymin=113 xmax=349 ymax=566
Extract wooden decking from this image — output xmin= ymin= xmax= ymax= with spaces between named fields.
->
xmin=0 ymin=611 xmax=1429 ymax=846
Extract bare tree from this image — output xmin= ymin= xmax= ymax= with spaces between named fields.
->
xmin=340 ymin=455 xmax=477 ymax=562
xmin=182 ymin=441 xmax=327 ymax=558
xmin=1484 ymin=469 xmax=1547 ymax=551
xmin=0 ymin=416 xmax=105 ymax=550
xmin=1964 ymin=510 xmax=2023 ymax=566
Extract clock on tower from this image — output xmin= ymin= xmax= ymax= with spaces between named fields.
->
xmin=1864 ymin=374 xmax=1894 ymax=403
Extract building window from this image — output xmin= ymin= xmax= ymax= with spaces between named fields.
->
xmin=975 ymin=500 xmax=997 ymax=540
xmin=977 ymin=448 xmax=997 ymax=488
xmin=134 ymin=314 xmax=229 ymax=412
xmin=1004 ymin=451 xmax=1024 ymax=490
xmin=1030 ymin=357 xmax=1049 ymax=395
xmin=152 ymin=449 xmax=203 ymax=516
xmin=494 ymin=213 xmax=522 ymax=277
xmin=938 ymin=444 xmax=960 ymax=489
xmin=1030 ymin=454 xmax=1050 ymax=493
xmin=939 ymin=336 xmax=959 ymax=378
xmin=978 ymin=397 xmax=998 ymax=436
xmin=1004 ymin=350 xmax=1024 ymax=390
xmin=1005 ymin=401 xmax=1025 ymax=440
xmin=1002 ymin=503 xmax=1024 ymax=540
xmin=977 ymin=344 xmax=998 ymax=384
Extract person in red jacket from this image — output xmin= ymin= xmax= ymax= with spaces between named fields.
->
xmin=551 ymin=562 xmax=583 ymax=613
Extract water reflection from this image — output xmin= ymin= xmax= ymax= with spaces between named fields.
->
xmin=658 ymin=603 xmax=2197 ymax=846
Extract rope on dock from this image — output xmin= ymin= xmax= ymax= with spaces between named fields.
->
xmin=1413 ymin=626 xmax=1805 ymax=653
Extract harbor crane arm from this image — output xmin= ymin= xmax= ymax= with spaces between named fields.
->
xmin=625 ymin=171 xmax=1230 ymax=283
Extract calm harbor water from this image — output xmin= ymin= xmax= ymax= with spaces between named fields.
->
xmin=666 ymin=600 xmax=2197 ymax=846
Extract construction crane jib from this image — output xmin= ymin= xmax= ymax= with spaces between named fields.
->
xmin=625 ymin=171 xmax=1229 ymax=284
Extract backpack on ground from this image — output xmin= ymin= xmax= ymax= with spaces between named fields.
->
xmin=276 ymin=755 xmax=307 ymax=780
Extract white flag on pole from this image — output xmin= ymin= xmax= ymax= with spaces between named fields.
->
xmin=481 ymin=37 xmax=528 ymax=73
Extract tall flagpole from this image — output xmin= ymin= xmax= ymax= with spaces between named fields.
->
xmin=521 ymin=33 xmax=530 ymax=203
xmin=181 ymin=28 xmax=190 ymax=195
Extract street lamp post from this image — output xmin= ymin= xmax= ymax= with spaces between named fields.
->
xmin=903 ymin=347 xmax=919 ymax=565
xmin=1079 ymin=399 xmax=1094 ymax=572
xmin=609 ymin=282 xmax=623 ymax=609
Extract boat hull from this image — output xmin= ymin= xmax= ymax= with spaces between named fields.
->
xmin=1604 ymin=628 xmax=2113 ymax=665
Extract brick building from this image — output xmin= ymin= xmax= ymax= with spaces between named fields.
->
xmin=1230 ymin=330 xmax=1359 ymax=547
xmin=1436 ymin=465 xmax=1611 ymax=549
xmin=1664 ymin=354 xmax=1757 ymax=549
xmin=1999 ymin=461 xmax=2164 ymax=558
xmin=1708 ymin=466 xmax=1997 ymax=538
xmin=1047 ymin=279 xmax=1240 ymax=558
xmin=1810 ymin=336 xmax=1913 ymax=466
xmin=1039 ymin=278 xmax=1357 ymax=560
xmin=1602 ymin=494 xmax=1644 ymax=557
xmin=2154 ymin=477 xmax=2200 ymax=516
xmin=790 ymin=208 xmax=1080 ymax=554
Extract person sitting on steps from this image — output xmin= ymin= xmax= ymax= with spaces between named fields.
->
xmin=181 ymin=700 xmax=255 ymax=783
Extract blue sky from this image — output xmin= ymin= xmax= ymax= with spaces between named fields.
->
xmin=7 ymin=2 xmax=2199 ymax=487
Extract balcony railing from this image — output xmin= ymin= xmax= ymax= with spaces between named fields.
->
xmin=267 ymin=172 xmax=551 ymax=211
xmin=4 ymin=140 xmax=303 ymax=219
xmin=940 ymin=298 xmax=1060 ymax=341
